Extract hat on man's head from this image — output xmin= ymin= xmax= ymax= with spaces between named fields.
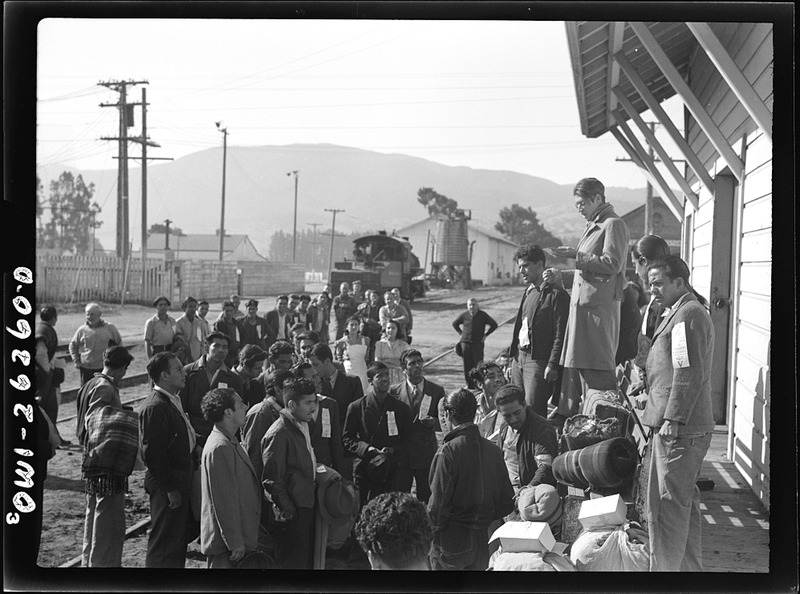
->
xmin=316 ymin=466 xmax=357 ymax=526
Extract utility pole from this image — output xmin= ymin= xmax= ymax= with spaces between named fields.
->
xmin=99 ymin=79 xmax=148 ymax=260
xmin=307 ymin=222 xmax=322 ymax=272
xmin=616 ymin=121 xmax=659 ymax=235
xmin=324 ymin=208 xmax=345 ymax=281
xmin=216 ymin=122 xmax=229 ymax=261
xmin=164 ymin=219 xmax=172 ymax=249
xmin=287 ymin=170 xmax=299 ymax=262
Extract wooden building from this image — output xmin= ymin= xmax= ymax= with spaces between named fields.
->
xmin=565 ymin=20 xmax=775 ymax=510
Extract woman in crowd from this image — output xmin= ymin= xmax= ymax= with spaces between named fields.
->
xmin=468 ymin=361 xmax=508 ymax=439
xmin=334 ymin=316 xmax=371 ymax=393
xmin=373 ymin=319 xmax=410 ymax=385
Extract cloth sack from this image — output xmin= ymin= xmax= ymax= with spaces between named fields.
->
xmin=489 ymin=549 xmax=577 ymax=572
xmin=354 ymin=450 xmax=394 ymax=485
xmin=570 ymin=523 xmax=649 ymax=571
xmin=562 ymin=415 xmax=623 ymax=451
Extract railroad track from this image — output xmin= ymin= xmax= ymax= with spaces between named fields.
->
xmin=55 ymin=294 xmax=521 ymax=568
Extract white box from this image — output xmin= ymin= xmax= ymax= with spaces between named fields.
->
xmin=489 ymin=521 xmax=556 ymax=553
xmin=578 ymin=494 xmax=628 ymax=530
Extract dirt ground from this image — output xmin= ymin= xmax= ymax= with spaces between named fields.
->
xmin=36 ymin=285 xmax=523 ymax=569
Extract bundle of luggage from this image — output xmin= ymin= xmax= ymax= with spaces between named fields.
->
xmin=487 ymin=521 xmax=576 ymax=572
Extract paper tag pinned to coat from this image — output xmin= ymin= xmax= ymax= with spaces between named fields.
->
xmin=387 ymin=411 xmax=398 ymax=436
xmin=322 ymin=408 xmax=331 ymax=438
xmin=671 ymin=321 xmax=690 ymax=368
xmin=218 ymin=382 xmax=228 ymax=389
xmin=419 ymin=394 xmax=432 ymax=419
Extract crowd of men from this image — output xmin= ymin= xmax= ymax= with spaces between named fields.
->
xmin=34 ymin=178 xmax=716 ymax=572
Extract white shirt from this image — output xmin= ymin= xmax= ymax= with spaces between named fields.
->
xmin=154 ymin=385 xmax=197 ymax=453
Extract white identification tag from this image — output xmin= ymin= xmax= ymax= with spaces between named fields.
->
xmin=518 ymin=317 xmax=530 ymax=347
xmin=419 ymin=394 xmax=432 ymax=419
xmin=322 ymin=408 xmax=331 ymax=438
xmin=235 ymin=327 xmax=241 ymax=342
xmin=218 ymin=382 xmax=228 ymax=389
xmin=387 ymin=411 xmax=399 ymax=437
xmin=671 ymin=322 xmax=690 ymax=368
xmin=257 ymin=326 xmax=262 ymax=339
xmin=196 ymin=326 xmax=202 ymax=341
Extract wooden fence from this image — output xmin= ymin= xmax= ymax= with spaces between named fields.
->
xmin=35 ymin=255 xmax=167 ymax=305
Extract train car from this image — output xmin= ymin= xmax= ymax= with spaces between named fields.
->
xmin=330 ymin=231 xmax=426 ymax=300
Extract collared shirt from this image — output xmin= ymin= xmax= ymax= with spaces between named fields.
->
xmin=277 ymin=312 xmax=288 ymax=339
xmin=144 ymin=314 xmax=178 ymax=347
xmin=503 ymin=426 xmax=521 ymax=493
xmin=406 ymin=379 xmax=424 ymax=406
xmin=328 ymin=368 xmax=339 ymax=390
xmin=518 ymin=281 xmax=546 ymax=349
xmin=201 ymin=356 xmax=230 ymax=387
xmin=279 ymin=409 xmax=317 ymax=476
xmin=175 ymin=313 xmax=208 ymax=361
xmin=154 ymin=385 xmax=197 ymax=454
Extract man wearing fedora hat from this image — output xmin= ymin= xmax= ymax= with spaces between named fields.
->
xmin=199 ymin=387 xmax=261 ymax=568
xmin=428 ymin=388 xmax=514 ymax=570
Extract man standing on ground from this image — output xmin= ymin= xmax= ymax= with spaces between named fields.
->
xmin=391 ymin=288 xmax=413 ymax=345
xmin=232 ymin=344 xmax=269 ymax=408
xmin=242 ymin=369 xmax=294 ymax=478
xmin=642 ymin=256 xmax=715 ymax=572
xmin=175 ymin=296 xmax=209 ymax=365
xmin=75 ymin=346 xmax=135 ymax=567
xmin=199 ymin=387 xmax=261 ymax=568
xmin=453 ymin=298 xmax=499 ymax=389
xmin=389 ymin=349 xmax=444 ymax=503
xmin=262 ymin=378 xmax=321 ymax=569
xmin=343 ymin=362 xmax=413 ymax=506
xmin=143 ymin=296 xmax=178 ymax=359
xmin=265 ymin=295 xmax=292 ymax=344
xmin=240 ymin=299 xmax=273 ymax=352
xmin=182 ymin=332 xmax=244 ymax=447
xmin=213 ymin=300 xmax=243 ymax=369
xmin=36 ymin=305 xmax=67 ymax=442
xmin=508 ymin=245 xmax=570 ymax=417
xmin=428 ymin=388 xmax=514 ymax=570
xmin=379 ymin=291 xmax=409 ymax=337
xmin=332 ymin=282 xmax=357 ymax=340
xmin=550 ymin=178 xmax=629 ymax=427
xmin=140 ymin=352 xmax=200 ymax=568
xmin=69 ymin=302 xmax=122 ymax=385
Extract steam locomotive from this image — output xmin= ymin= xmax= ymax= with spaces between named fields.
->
xmin=329 ymin=231 xmax=426 ymax=300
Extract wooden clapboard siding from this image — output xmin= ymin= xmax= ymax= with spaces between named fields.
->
xmin=728 ymin=129 xmax=771 ymax=511
xmin=686 ymin=23 xmax=773 ymax=187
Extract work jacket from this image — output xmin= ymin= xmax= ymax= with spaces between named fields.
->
xmin=494 ymin=407 xmax=558 ymax=488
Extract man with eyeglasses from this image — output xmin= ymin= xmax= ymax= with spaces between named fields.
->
xmin=549 ymin=177 xmax=630 ymax=428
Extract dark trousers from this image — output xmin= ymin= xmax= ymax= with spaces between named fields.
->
xmin=430 ymin=524 xmax=490 ymax=570
xmin=80 ymin=367 xmax=102 ymax=386
xmin=145 ymin=486 xmax=192 ymax=568
xmin=511 ymin=352 xmax=561 ymax=418
xmin=411 ymin=466 xmax=432 ymax=504
xmin=461 ymin=342 xmax=484 ymax=388
xmin=274 ymin=507 xmax=315 ymax=569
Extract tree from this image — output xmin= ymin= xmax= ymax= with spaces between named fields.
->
xmin=495 ymin=203 xmax=562 ymax=248
xmin=148 ymin=222 xmax=186 ymax=236
xmin=417 ymin=187 xmax=463 ymax=219
xmin=42 ymin=171 xmax=102 ymax=255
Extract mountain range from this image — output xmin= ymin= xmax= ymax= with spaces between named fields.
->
xmin=37 ymin=143 xmax=650 ymax=258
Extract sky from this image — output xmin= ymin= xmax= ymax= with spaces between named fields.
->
xmin=36 ymin=18 xmax=684 ymax=192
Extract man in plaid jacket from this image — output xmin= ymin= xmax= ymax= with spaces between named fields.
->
xmin=75 ymin=346 xmax=135 ymax=567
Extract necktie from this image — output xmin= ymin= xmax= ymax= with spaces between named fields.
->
xmin=321 ymin=377 xmax=333 ymax=396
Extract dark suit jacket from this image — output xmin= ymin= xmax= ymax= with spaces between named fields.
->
xmin=509 ymin=282 xmax=570 ymax=368
xmin=264 ymin=309 xmax=292 ymax=344
xmin=389 ymin=378 xmax=445 ymax=469
xmin=181 ymin=357 xmax=244 ymax=446
xmin=324 ymin=371 xmax=364 ymax=423
xmin=140 ymin=389 xmax=194 ymax=495
xmin=343 ymin=389 xmax=413 ymax=462
xmin=212 ymin=317 xmax=242 ymax=368
xmin=309 ymin=395 xmax=344 ymax=474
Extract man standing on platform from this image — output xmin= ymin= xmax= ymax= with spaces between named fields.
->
xmin=642 ymin=256 xmax=715 ymax=572
xmin=452 ymin=298 xmax=499 ymax=389
xmin=508 ymin=245 xmax=570 ymax=418
xmin=69 ymin=302 xmax=122 ymax=385
xmin=550 ymin=178 xmax=629 ymax=428
xmin=388 ymin=349 xmax=444 ymax=503
xmin=428 ymin=388 xmax=514 ymax=570
xmin=175 ymin=296 xmax=208 ymax=365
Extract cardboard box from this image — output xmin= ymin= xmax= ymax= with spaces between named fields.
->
xmin=578 ymin=494 xmax=628 ymax=530
xmin=489 ymin=521 xmax=556 ymax=553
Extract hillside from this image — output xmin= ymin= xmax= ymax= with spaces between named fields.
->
xmin=37 ymin=144 xmax=649 ymax=257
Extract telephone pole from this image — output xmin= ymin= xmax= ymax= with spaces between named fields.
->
xmin=307 ymin=222 xmax=322 ymax=272
xmin=216 ymin=123 xmax=229 ymax=261
xmin=99 ymin=79 xmax=148 ymax=260
xmin=324 ymin=208 xmax=345 ymax=281
xmin=287 ymin=170 xmax=299 ymax=263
